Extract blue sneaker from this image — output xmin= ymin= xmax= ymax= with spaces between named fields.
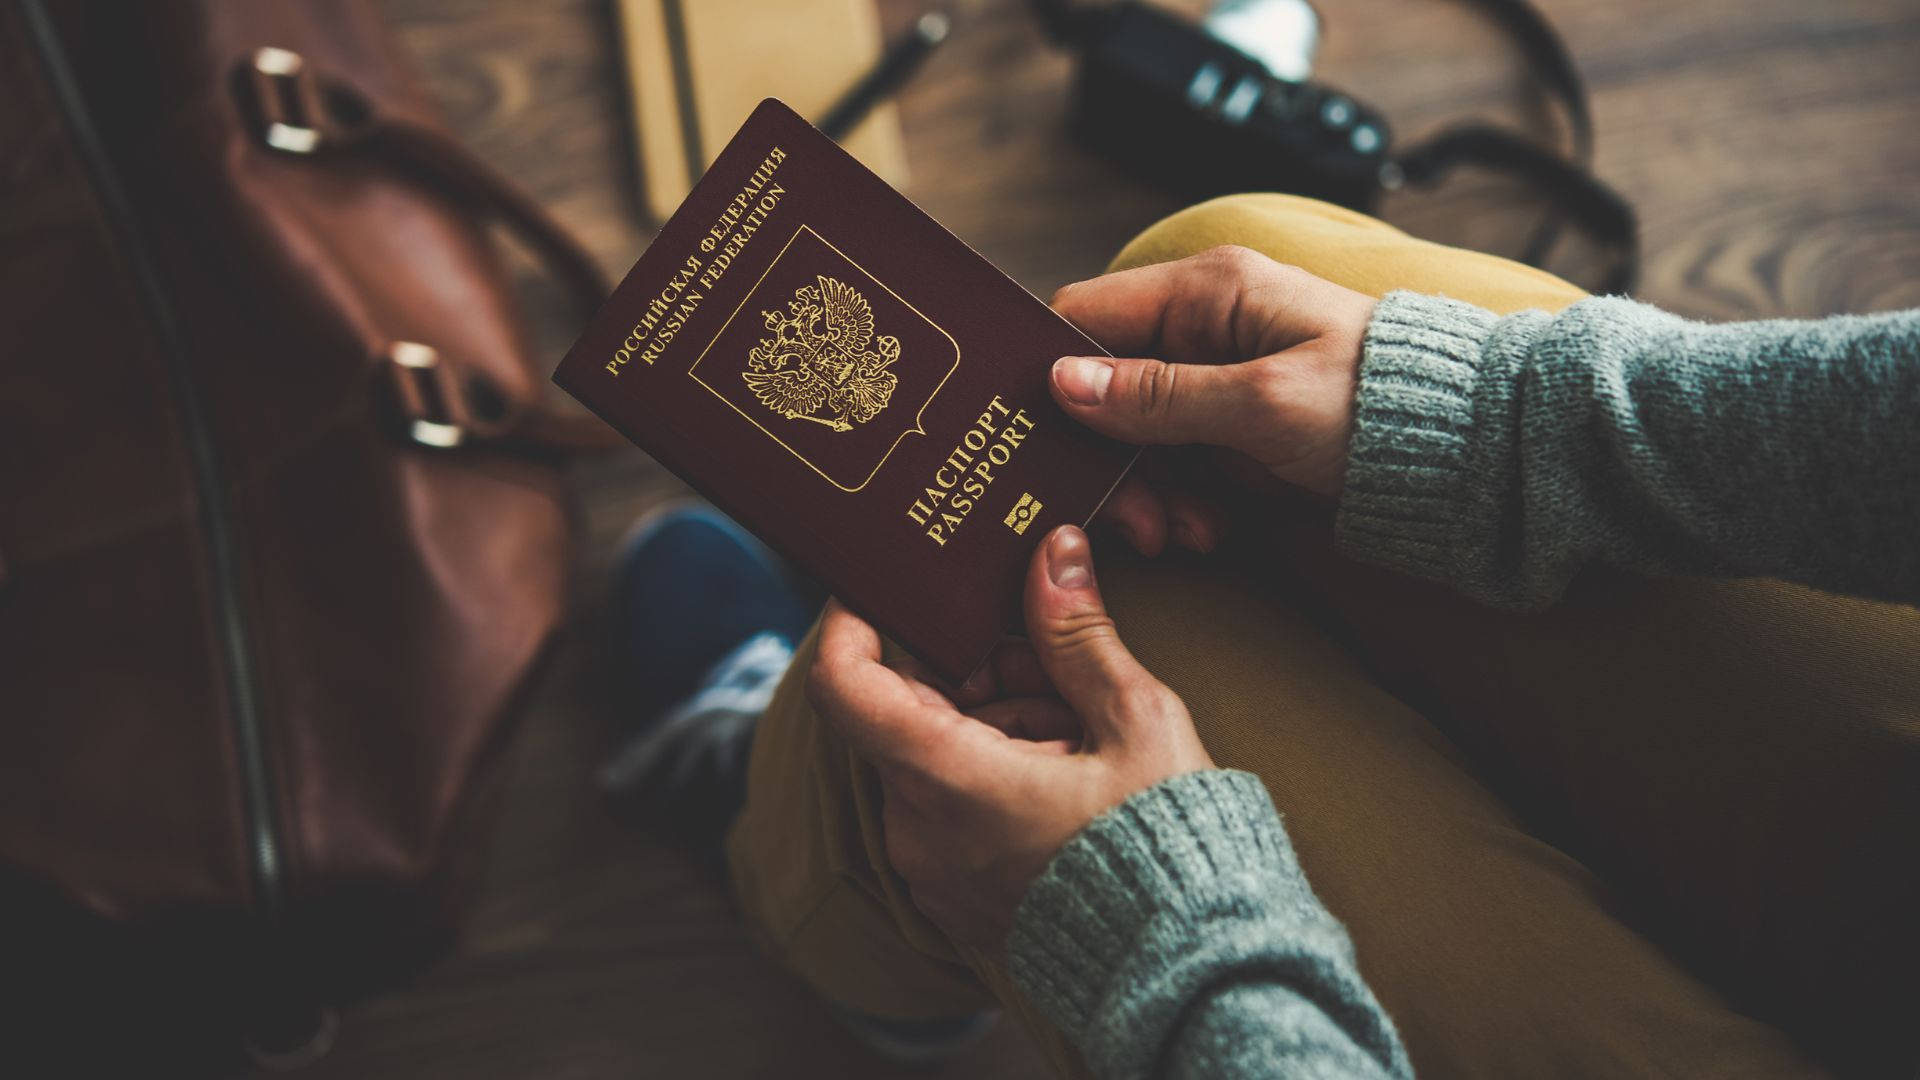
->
xmin=608 ymin=507 xmax=994 ymax=1059
xmin=832 ymin=1007 xmax=1001 ymax=1067
xmin=603 ymin=503 xmax=815 ymax=855
xmin=609 ymin=502 xmax=814 ymax=721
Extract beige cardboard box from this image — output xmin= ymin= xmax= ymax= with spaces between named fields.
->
xmin=619 ymin=0 xmax=910 ymax=223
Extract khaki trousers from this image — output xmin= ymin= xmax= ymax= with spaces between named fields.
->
xmin=726 ymin=195 xmax=1920 ymax=1078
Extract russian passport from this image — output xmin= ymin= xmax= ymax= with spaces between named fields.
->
xmin=554 ymin=99 xmax=1137 ymax=683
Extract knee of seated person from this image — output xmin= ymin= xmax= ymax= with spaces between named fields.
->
xmin=1107 ymin=192 xmax=1390 ymax=275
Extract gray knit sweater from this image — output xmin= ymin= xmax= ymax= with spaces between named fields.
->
xmin=1007 ymin=293 xmax=1920 ymax=1078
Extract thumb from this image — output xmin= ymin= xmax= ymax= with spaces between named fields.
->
xmin=1024 ymin=525 xmax=1165 ymax=745
xmin=1051 ymin=354 xmax=1262 ymax=449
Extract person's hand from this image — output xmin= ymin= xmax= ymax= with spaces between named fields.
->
xmin=806 ymin=525 xmax=1213 ymax=952
xmin=1053 ymin=246 xmax=1376 ymax=499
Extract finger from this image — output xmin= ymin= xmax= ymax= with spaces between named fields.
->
xmin=1093 ymin=473 xmax=1168 ymax=556
xmin=1212 ymin=445 xmax=1293 ymax=495
xmin=810 ymin=601 xmax=966 ymax=767
xmin=1106 ymin=454 xmax=1225 ymax=555
xmin=967 ymin=697 xmax=1083 ymax=745
xmin=885 ymin=652 xmax=983 ymax=707
xmin=816 ymin=598 xmax=883 ymax=669
xmin=1050 ymin=246 xmax=1316 ymax=363
xmin=1164 ymin=488 xmax=1224 ymax=553
xmin=915 ymin=636 xmax=1059 ymax=709
xmin=1051 ymin=352 xmax=1273 ymax=451
xmin=1023 ymin=525 xmax=1165 ymax=744
xmin=817 ymin=606 xmax=1062 ymax=788
xmin=987 ymin=639 xmax=1055 ymax=699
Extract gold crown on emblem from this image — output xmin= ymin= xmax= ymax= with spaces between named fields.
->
xmin=744 ymin=275 xmax=901 ymax=433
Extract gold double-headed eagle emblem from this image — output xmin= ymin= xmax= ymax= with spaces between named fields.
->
xmin=743 ymin=275 xmax=900 ymax=432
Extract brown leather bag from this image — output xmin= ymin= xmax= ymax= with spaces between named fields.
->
xmin=1 ymin=0 xmax=613 ymax=1069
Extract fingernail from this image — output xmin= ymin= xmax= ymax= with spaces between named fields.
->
xmin=1053 ymin=357 xmax=1112 ymax=406
xmin=1047 ymin=526 xmax=1095 ymax=588
xmin=956 ymin=667 xmax=990 ymax=699
xmin=1174 ymin=519 xmax=1214 ymax=553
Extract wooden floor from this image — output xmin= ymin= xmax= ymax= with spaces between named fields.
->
xmin=289 ymin=1 xmax=1920 ymax=1076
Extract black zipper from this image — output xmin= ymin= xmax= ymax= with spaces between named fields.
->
xmin=21 ymin=0 xmax=287 ymax=921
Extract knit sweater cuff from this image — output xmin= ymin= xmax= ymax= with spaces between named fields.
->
xmin=1336 ymin=290 xmax=1498 ymax=581
xmin=1006 ymin=769 xmax=1315 ymax=1045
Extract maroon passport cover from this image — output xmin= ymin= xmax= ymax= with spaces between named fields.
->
xmin=554 ymin=99 xmax=1137 ymax=683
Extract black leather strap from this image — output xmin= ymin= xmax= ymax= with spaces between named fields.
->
xmin=1395 ymin=0 xmax=1640 ymax=293
xmin=1396 ymin=123 xmax=1639 ymax=294
xmin=1454 ymin=0 xmax=1594 ymax=163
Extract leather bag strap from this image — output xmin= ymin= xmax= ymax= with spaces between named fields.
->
xmin=362 ymin=116 xmax=613 ymax=312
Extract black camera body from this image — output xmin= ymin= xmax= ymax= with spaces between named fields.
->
xmin=1065 ymin=2 xmax=1393 ymax=211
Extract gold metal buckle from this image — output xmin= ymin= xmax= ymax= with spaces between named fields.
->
xmin=386 ymin=342 xmax=468 ymax=449
xmin=246 ymin=47 xmax=326 ymax=154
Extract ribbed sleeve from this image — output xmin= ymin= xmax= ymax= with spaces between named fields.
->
xmin=1008 ymin=770 xmax=1411 ymax=1080
xmin=1336 ymin=291 xmax=1506 ymax=582
xmin=1335 ymin=290 xmax=1920 ymax=608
